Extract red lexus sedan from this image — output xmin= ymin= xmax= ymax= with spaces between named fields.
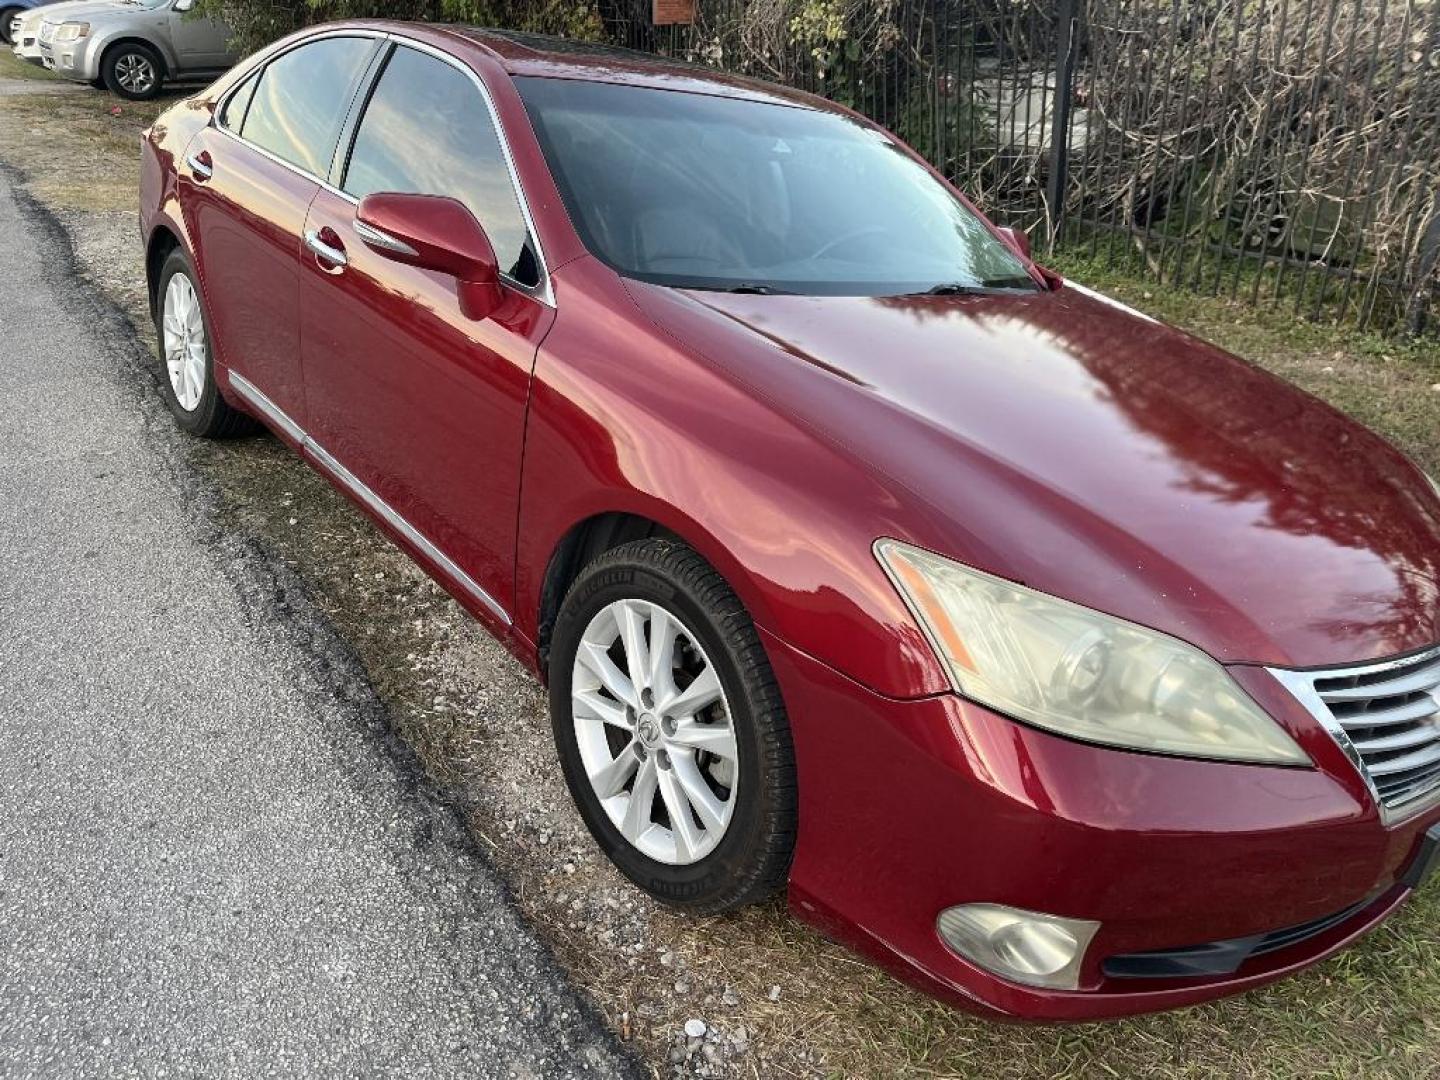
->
xmin=138 ymin=22 xmax=1440 ymax=1020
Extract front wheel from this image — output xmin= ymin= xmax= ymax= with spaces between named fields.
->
xmin=549 ymin=539 xmax=797 ymax=913
xmin=102 ymin=42 xmax=164 ymax=100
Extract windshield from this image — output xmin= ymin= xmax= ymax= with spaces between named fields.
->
xmin=514 ymin=77 xmax=1037 ymax=296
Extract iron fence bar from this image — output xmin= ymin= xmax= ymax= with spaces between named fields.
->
xmin=1410 ymin=194 xmax=1440 ymax=334
xmin=1166 ymin=1 xmax=1222 ymax=288
xmin=1208 ymin=0 xmax=1267 ymax=294
xmin=1355 ymin=0 xmax=1422 ymax=329
xmin=1134 ymin=0 xmax=1182 ymax=277
xmin=1270 ymin=0 xmax=1340 ymax=311
xmin=1251 ymin=0 xmax=1319 ymax=308
xmin=1325 ymin=0 xmax=1390 ymax=323
xmin=1297 ymin=0 xmax=1367 ymax=317
xmin=1086 ymin=0 xmax=1118 ymax=261
xmin=1100 ymin=0 xmax=1139 ymax=268
xmin=1344 ymin=0 xmax=1416 ymax=328
xmin=1192 ymin=0 xmax=1243 ymax=291
xmin=1149 ymin=0 xmax=1204 ymax=282
xmin=1045 ymin=0 xmax=1079 ymax=249
xmin=1398 ymin=3 xmax=1440 ymax=333
xmin=1227 ymin=0 xmax=1293 ymax=300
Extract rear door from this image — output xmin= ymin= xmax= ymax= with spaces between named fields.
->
xmin=298 ymin=42 xmax=554 ymax=622
xmin=166 ymin=0 xmax=232 ymax=69
xmin=183 ymin=33 xmax=378 ymax=428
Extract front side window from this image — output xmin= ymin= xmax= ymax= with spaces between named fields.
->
xmin=241 ymin=36 xmax=376 ymax=177
xmin=343 ymin=46 xmax=537 ymax=287
xmin=515 ymin=77 xmax=1036 ymax=296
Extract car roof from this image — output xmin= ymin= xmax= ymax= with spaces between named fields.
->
xmin=432 ymin=25 xmax=825 ymax=109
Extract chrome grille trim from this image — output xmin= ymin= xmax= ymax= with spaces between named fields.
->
xmin=1270 ymin=645 xmax=1440 ymax=826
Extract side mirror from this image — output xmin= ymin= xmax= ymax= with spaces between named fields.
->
xmin=172 ymin=0 xmax=195 ymax=11
xmin=995 ymin=225 xmax=1031 ymax=260
xmin=354 ymin=193 xmax=503 ymax=320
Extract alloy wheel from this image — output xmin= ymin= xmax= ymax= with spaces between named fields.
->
xmin=571 ymin=598 xmax=739 ymax=865
xmin=115 ymin=54 xmax=156 ymax=95
xmin=162 ymin=273 xmax=206 ymax=412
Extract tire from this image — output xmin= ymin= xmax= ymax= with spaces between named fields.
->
xmin=0 ymin=8 xmax=21 ymax=46
xmin=101 ymin=42 xmax=164 ymax=100
xmin=153 ymin=249 xmax=256 ymax=438
xmin=549 ymin=538 xmax=797 ymax=913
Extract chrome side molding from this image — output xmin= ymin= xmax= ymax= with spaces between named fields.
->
xmin=226 ymin=371 xmax=511 ymax=626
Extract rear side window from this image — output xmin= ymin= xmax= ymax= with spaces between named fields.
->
xmin=342 ymin=46 xmax=537 ymax=287
xmin=218 ymin=71 xmax=256 ymax=133
xmin=241 ymin=36 xmax=376 ymax=177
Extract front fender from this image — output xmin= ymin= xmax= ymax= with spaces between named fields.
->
xmin=515 ymin=258 xmax=949 ymax=700
xmin=90 ymin=28 xmax=178 ymax=77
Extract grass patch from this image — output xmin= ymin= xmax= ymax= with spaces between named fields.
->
xmin=0 ymin=49 xmax=60 ymax=81
xmin=0 ymin=84 xmax=172 ymax=211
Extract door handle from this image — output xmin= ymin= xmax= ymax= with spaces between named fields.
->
xmin=304 ymin=228 xmax=348 ymax=271
xmin=186 ymin=149 xmax=213 ymax=181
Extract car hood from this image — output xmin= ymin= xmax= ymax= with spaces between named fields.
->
xmin=41 ymin=0 xmax=136 ymax=22
xmin=27 ymin=0 xmax=108 ymax=24
xmin=627 ymin=280 xmax=1440 ymax=668
xmin=38 ymin=0 xmax=129 ymax=23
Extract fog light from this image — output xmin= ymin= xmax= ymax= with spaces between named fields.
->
xmin=936 ymin=903 xmax=1100 ymax=990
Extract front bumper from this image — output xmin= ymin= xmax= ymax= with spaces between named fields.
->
xmin=38 ymin=38 xmax=99 ymax=81
xmin=761 ymin=627 xmax=1440 ymax=1021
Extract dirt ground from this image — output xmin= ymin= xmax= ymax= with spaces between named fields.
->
xmin=3 ymin=69 xmax=1438 ymax=1080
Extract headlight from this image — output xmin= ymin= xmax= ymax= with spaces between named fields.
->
xmin=875 ymin=539 xmax=1307 ymax=764
xmin=54 ymin=21 xmax=90 ymax=41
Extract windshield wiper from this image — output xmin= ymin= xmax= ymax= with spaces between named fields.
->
xmin=917 ymin=278 xmax=1038 ymax=296
xmin=919 ymin=283 xmax=988 ymax=296
xmin=721 ymin=283 xmax=797 ymax=295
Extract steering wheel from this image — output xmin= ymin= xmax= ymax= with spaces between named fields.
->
xmin=804 ymin=226 xmax=891 ymax=262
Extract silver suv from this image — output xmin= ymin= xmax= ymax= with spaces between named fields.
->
xmin=39 ymin=0 xmax=233 ymax=100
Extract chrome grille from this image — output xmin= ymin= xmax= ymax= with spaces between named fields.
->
xmin=38 ymin=21 xmax=54 ymax=44
xmin=1272 ymin=645 xmax=1440 ymax=823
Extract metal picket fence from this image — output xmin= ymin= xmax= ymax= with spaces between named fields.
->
xmin=600 ymin=0 xmax=1440 ymax=334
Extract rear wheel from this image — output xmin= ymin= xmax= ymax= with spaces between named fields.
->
xmin=154 ymin=249 xmax=255 ymax=438
xmin=549 ymin=539 xmax=797 ymax=913
xmin=102 ymin=42 xmax=164 ymax=100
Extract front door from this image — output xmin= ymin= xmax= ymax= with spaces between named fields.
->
xmin=298 ymin=43 xmax=553 ymax=622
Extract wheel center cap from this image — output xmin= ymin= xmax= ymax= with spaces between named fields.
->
xmin=637 ymin=713 xmax=662 ymax=748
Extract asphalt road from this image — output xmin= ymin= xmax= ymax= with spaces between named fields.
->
xmin=0 ymin=171 xmax=636 ymax=1075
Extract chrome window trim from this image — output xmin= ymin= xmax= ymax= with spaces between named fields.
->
xmin=210 ymin=27 xmax=554 ymax=307
xmin=1269 ymin=643 xmax=1440 ymax=828
xmin=227 ymin=371 xmax=512 ymax=626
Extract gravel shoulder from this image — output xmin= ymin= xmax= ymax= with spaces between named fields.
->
xmin=3 ymin=76 xmax=1439 ymax=1080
